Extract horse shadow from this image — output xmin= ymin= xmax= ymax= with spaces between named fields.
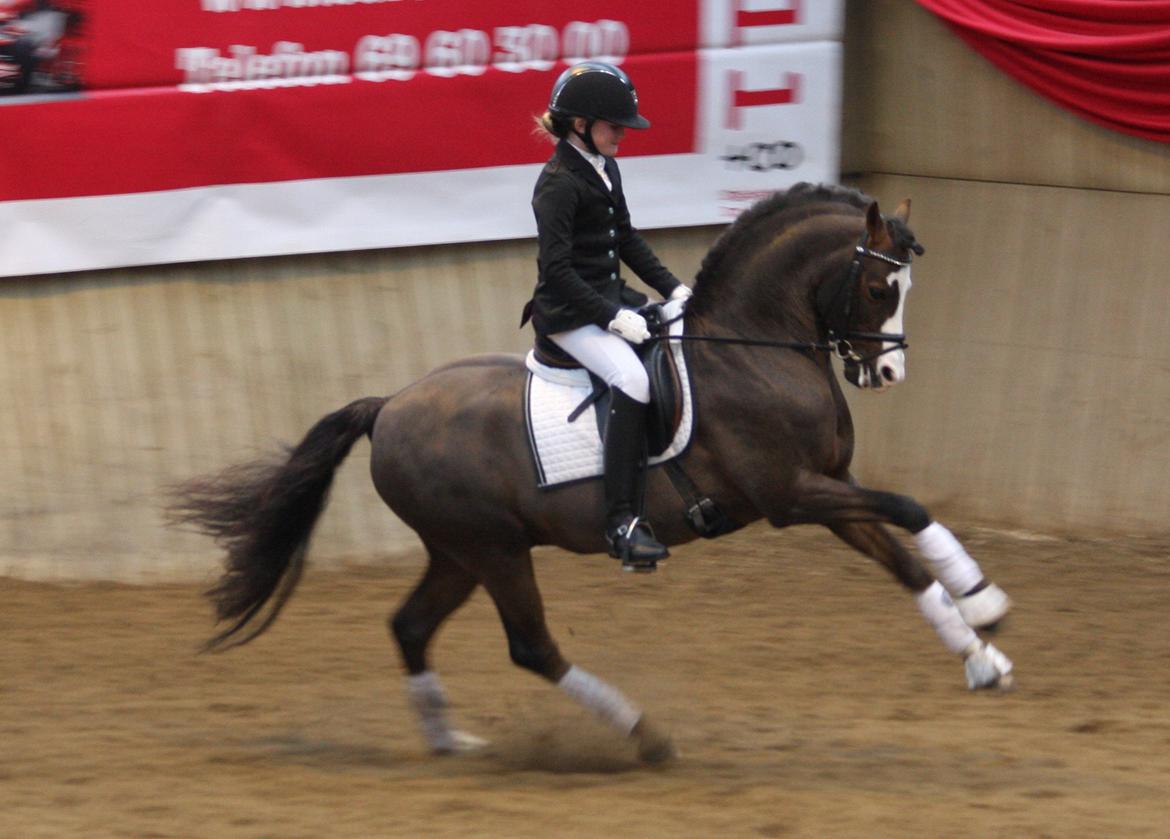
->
xmin=248 ymin=729 xmax=645 ymax=776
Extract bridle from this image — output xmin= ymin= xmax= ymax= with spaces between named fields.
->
xmin=814 ymin=233 xmax=913 ymax=364
xmin=648 ymin=230 xmax=914 ymax=366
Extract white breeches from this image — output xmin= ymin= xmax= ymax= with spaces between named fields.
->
xmin=549 ymin=323 xmax=650 ymax=404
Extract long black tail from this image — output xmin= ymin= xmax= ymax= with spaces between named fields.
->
xmin=166 ymin=396 xmax=388 ymax=651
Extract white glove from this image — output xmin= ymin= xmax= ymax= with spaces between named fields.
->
xmin=607 ymin=309 xmax=651 ymax=344
xmin=670 ymin=284 xmax=693 ymax=301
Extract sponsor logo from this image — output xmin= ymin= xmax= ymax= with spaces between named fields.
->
xmin=719 ymin=140 xmax=803 ymax=172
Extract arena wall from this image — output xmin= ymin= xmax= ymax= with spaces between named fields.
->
xmin=0 ymin=231 xmax=718 ymax=581
xmin=2 ymin=1 xmax=1166 ymax=581
xmin=839 ymin=1 xmax=1170 ymax=537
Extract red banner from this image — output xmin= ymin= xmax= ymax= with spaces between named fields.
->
xmin=85 ymin=1 xmax=699 ymax=89
xmin=0 ymin=1 xmax=844 ymax=276
xmin=4 ymin=56 xmax=696 ymax=201
xmin=3 ymin=3 xmax=699 ymax=201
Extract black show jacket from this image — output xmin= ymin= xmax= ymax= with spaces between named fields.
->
xmin=525 ymin=140 xmax=681 ymax=336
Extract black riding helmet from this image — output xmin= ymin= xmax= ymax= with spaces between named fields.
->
xmin=548 ymin=62 xmax=649 ymax=153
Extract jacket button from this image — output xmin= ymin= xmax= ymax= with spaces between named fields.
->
xmin=608 ymin=207 xmax=614 ymax=215
xmin=608 ymin=229 xmax=615 ymax=237
xmin=610 ymin=272 xmax=617 ymax=279
xmin=607 ymin=250 xmax=615 ymax=258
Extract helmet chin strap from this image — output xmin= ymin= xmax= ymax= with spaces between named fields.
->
xmin=572 ymin=118 xmax=600 ymax=154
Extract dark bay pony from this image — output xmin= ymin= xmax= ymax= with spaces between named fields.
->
xmin=168 ymin=183 xmax=1014 ymax=764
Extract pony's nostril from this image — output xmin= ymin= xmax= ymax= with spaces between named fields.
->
xmin=881 ymin=365 xmax=897 ymax=382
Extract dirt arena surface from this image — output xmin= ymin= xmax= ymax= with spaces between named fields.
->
xmin=4 ymin=523 xmax=1169 ymax=838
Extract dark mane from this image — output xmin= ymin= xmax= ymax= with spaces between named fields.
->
xmin=691 ymin=182 xmax=872 ymax=307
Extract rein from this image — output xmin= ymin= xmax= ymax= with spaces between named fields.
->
xmin=647 ymin=234 xmax=912 ymax=365
xmin=647 ymin=329 xmax=906 ymax=365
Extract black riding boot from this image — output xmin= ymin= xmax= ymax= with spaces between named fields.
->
xmin=604 ymin=388 xmax=669 ymax=572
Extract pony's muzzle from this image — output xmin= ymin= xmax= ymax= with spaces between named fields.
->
xmin=847 ymin=349 xmax=906 ymax=391
xmin=875 ymin=349 xmax=907 ymax=388
xmin=879 ymin=358 xmax=905 ymax=385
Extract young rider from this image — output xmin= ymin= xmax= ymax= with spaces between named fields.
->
xmin=524 ymin=61 xmax=692 ymax=571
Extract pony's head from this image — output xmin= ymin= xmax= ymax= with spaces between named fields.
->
xmin=822 ymin=198 xmax=924 ymax=391
xmin=690 ymin=183 xmax=925 ymax=391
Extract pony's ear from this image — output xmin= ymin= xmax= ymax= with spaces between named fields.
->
xmin=865 ymin=201 xmax=891 ymax=246
xmin=892 ymin=198 xmax=924 ymax=254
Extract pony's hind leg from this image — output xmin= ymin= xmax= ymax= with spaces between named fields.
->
xmin=477 ymin=546 xmax=676 ymax=764
xmin=391 ymin=547 xmax=485 ymax=754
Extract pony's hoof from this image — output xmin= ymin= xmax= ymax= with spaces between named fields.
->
xmin=956 ymin=583 xmax=1011 ymax=630
xmin=434 ymin=729 xmax=489 ymax=755
xmin=634 ymin=718 xmax=677 ymax=765
xmin=965 ymin=641 xmax=1015 ymax=691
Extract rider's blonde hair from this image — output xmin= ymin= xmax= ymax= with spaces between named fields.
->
xmin=532 ymin=110 xmax=573 ymax=143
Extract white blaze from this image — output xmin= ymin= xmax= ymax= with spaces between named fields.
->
xmin=874 ymin=264 xmax=911 ymax=387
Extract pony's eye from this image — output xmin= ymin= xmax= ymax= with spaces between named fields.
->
xmin=867 ymin=285 xmax=888 ymax=301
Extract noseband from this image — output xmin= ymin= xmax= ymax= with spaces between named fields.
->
xmin=814 ymin=233 xmax=912 ymax=365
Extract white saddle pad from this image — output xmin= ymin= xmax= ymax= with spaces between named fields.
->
xmin=523 ymin=299 xmax=694 ymax=488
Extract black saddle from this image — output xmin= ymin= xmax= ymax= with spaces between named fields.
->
xmin=532 ymin=306 xmax=739 ymax=540
xmin=533 ymin=305 xmax=683 ymax=457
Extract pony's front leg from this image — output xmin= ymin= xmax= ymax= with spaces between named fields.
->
xmin=914 ymin=573 xmax=1015 ymax=691
xmin=830 ymin=520 xmax=1014 ymax=691
xmin=780 ymin=472 xmax=1014 ymax=690
xmin=785 ymin=472 xmax=1012 ymax=627
xmin=914 ymin=520 xmax=1011 ymax=630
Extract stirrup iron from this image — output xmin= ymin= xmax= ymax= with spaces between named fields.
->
xmin=607 ymin=516 xmax=668 ymax=573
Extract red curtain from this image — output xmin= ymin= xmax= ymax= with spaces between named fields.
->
xmin=915 ymin=0 xmax=1170 ymax=142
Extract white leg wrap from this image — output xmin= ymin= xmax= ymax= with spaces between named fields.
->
xmin=915 ymin=522 xmax=984 ymax=597
xmin=964 ymin=641 xmax=1015 ymax=690
xmin=558 ymin=665 xmax=642 ymax=736
xmin=955 ymin=583 xmax=1012 ymax=628
xmin=915 ymin=581 xmax=979 ymax=656
xmin=406 ymin=671 xmax=458 ymax=752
